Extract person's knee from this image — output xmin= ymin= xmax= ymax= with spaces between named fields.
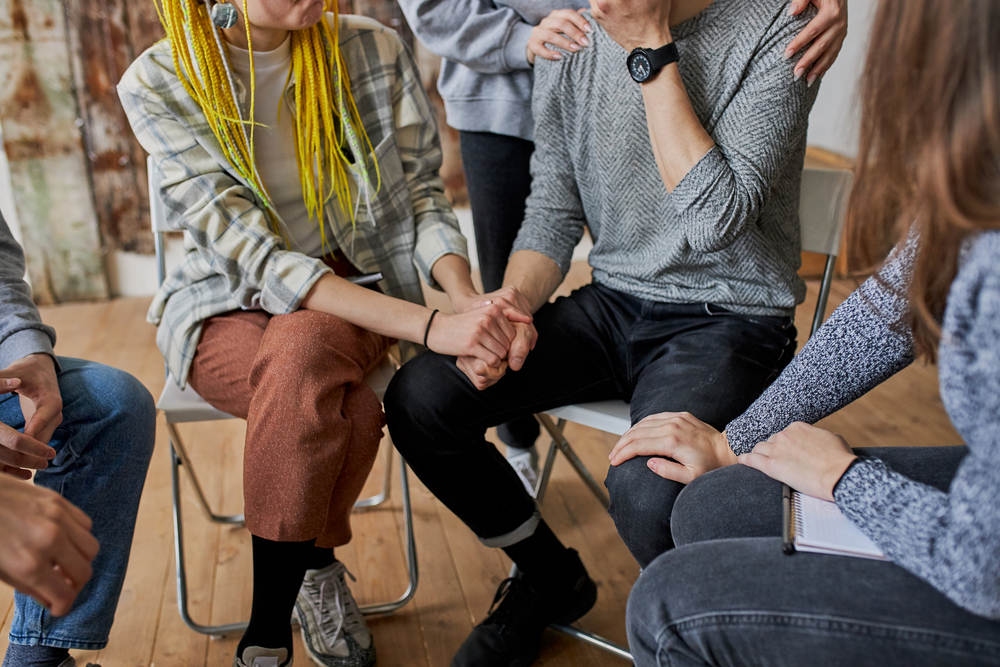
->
xmin=68 ymin=362 xmax=156 ymax=445
xmin=384 ymin=352 xmax=462 ymax=456
xmin=606 ymin=457 xmax=683 ymax=567
xmin=672 ymin=464 xmax=780 ymax=546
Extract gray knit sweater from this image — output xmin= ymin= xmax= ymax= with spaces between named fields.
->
xmin=728 ymin=231 xmax=1000 ymax=620
xmin=512 ymin=0 xmax=819 ymax=316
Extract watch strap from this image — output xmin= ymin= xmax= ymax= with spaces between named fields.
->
xmin=647 ymin=42 xmax=679 ymax=71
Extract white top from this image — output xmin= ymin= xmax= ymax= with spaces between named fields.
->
xmin=228 ymin=36 xmax=335 ymax=257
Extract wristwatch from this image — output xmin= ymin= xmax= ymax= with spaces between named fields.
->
xmin=627 ymin=43 xmax=679 ymax=83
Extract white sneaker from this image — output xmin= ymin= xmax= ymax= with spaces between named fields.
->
xmin=233 ymin=646 xmax=291 ymax=667
xmin=294 ymin=561 xmax=375 ymax=667
xmin=506 ymin=445 xmax=540 ymax=496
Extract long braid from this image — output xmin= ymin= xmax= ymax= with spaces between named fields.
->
xmin=156 ymin=0 xmax=379 ymax=236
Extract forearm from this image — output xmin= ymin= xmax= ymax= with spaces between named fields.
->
xmin=641 ymin=63 xmax=716 ymax=192
xmin=300 ymin=273 xmax=433 ymax=344
xmin=430 ymin=253 xmax=479 ymax=304
xmin=502 ymin=250 xmax=563 ymax=313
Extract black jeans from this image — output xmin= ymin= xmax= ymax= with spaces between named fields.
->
xmin=628 ymin=448 xmax=1000 ymax=667
xmin=385 ymin=283 xmax=796 ymax=559
xmin=459 ymin=130 xmax=540 ymax=450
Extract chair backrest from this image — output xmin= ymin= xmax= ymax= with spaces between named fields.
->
xmin=147 ymin=155 xmax=172 ymax=287
xmin=798 ymin=166 xmax=853 ymax=337
xmin=799 ymin=167 xmax=852 ymax=257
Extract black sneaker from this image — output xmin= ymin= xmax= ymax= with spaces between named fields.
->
xmin=451 ymin=549 xmax=597 ymax=667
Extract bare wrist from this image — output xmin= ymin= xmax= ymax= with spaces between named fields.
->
xmin=716 ymin=431 xmax=737 ymax=466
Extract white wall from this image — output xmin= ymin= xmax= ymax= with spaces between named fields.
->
xmin=805 ymin=0 xmax=877 ymax=158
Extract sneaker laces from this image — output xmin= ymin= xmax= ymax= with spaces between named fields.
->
xmin=310 ymin=564 xmax=365 ymax=645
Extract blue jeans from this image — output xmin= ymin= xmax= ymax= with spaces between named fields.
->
xmin=3 ymin=358 xmax=155 ymax=651
xmin=627 ymin=448 xmax=1000 ymax=666
xmin=385 ymin=283 xmax=794 ymax=549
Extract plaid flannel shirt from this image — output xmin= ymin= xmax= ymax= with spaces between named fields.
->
xmin=118 ymin=15 xmax=467 ymax=387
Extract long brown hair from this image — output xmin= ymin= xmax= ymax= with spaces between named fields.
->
xmin=847 ymin=0 xmax=1000 ymax=360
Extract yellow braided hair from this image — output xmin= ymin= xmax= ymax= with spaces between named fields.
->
xmin=156 ymin=0 xmax=380 ymax=244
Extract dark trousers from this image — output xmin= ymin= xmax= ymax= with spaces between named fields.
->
xmin=385 ymin=283 xmax=796 ymax=560
xmin=628 ymin=448 xmax=1000 ymax=667
xmin=459 ymin=129 xmax=540 ymax=449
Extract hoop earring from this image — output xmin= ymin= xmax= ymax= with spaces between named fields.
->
xmin=210 ymin=1 xmax=238 ymax=29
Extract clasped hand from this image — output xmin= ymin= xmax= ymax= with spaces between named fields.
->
xmin=445 ymin=287 xmax=537 ymax=391
xmin=0 ymin=354 xmax=62 ymax=479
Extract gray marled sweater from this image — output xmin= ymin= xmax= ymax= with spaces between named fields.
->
xmin=728 ymin=231 xmax=1000 ymax=620
xmin=512 ymin=0 xmax=819 ymax=316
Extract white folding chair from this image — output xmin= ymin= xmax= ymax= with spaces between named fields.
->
xmin=530 ymin=167 xmax=854 ymax=660
xmin=148 ymin=156 xmax=418 ymax=637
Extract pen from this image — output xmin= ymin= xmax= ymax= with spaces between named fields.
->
xmin=782 ymin=483 xmax=795 ymax=555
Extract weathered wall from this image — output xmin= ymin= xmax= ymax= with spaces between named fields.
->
xmin=0 ymin=0 xmax=109 ymax=303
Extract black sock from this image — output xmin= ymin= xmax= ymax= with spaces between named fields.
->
xmin=237 ymin=535 xmax=324 ymax=657
xmin=502 ymin=521 xmax=575 ymax=585
xmin=2 ymin=644 xmax=70 ymax=667
xmin=305 ymin=545 xmax=336 ymax=572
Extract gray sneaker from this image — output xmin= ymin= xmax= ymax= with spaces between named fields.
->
xmin=506 ymin=445 xmax=539 ymax=496
xmin=294 ymin=561 xmax=375 ymax=667
xmin=233 ymin=646 xmax=291 ymax=667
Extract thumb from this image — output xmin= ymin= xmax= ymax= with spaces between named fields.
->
xmin=0 ymin=376 xmax=21 ymax=395
xmin=787 ymin=0 xmax=808 ymax=15
xmin=508 ymin=332 xmax=532 ymax=371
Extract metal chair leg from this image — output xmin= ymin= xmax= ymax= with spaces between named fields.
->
xmin=359 ymin=452 xmax=419 ymax=616
xmin=551 ymin=624 xmax=632 ymax=661
xmin=353 ymin=444 xmax=394 ymax=510
xmin=167 ymin=422 xmax=245 ymax=526
xmin=171 ymin=440 xmax=418 ymax=636
xmin=535 ymin=413 xmax=610 ymax=509
xmin=171 ymin=441 xmax=249 ymax=637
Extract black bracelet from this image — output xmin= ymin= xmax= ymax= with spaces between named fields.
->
xmin=423 ymin=309 xmax=440 ymax=347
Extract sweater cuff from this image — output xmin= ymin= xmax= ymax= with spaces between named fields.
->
xmin=503 ymin=22 xmax=533 ymax=71
xmin=0 ymin=329 xmax=58 ymax=373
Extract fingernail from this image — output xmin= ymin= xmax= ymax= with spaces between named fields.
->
xmin=794 ymin=69 xmax=803 ymax=81
xmin=581 ymin=36 xmax=590 ymax=46
xmin=47 ymin=449 xmax=56 ymax=460
xmin=584 ymin=23 xmax=592 ymax=32
xmin=482 ymin=299 xmax=492 ymax=306
xmin=647 ymin=460 xmax=657 ymax=471
xmin=783 ymin=49 xmax=793 ymax=61
xmin=787 ymin=3 xmax=797 ymax=14
xmin=808 ymin=74 xmax=817 ymax=87
xmin=569 ymin=44 xmax=579 ymax=51
xmin=553 ymin=54 xmax=562 ymax=60
xmin=511 ymin=357 xmax=523 ymax=367
xmin=4 ymin=378 xmax=19 ymax=388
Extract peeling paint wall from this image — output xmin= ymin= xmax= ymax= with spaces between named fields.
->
xmin=0 ymin=0 xmax=109 ymax=303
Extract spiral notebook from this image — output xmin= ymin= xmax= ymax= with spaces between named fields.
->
xmin=783 ymin=485 xmax=887 ymax=561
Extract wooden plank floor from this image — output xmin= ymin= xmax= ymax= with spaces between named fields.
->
xmin=0 ymin=265 xmax=961 ymax=667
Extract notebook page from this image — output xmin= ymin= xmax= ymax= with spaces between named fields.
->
xmin=794 ymin=491 xmax=886 ymax=560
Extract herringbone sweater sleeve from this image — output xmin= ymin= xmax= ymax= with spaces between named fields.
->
xmin=669 ymin=10 xmax=818 ymax=252
xmin=510 ymin=57 xmax=586 ymax=276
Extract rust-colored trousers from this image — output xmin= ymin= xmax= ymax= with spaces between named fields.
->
xmin=189 ymin=302 xmax=390 ymax=548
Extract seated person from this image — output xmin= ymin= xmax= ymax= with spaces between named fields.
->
xmin=118 ymin=2 xmax=527 ymax=666
xmin=621 ymin=1 xmax=1000 ymax=663
xmin=0 ymin=211 xmax=156 ymax=667
xmin=385 ymin=0 xmax=833 ymax=663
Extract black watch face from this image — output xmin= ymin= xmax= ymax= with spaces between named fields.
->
xmin=628 ymin=51 xmax=652 ymax=82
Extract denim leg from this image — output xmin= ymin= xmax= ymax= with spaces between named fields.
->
xmin=628 ymin=537 xmax=1000 ymax=667
xmin=4 ymin=358 xmax=156 ymax=650
xmin=671 ymin=446 xmax=970 ymax=547
xmin=459 ymin=130 xmax=540 ymax=450
xmin=606 ymin=309 xmax=796 ymax=568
